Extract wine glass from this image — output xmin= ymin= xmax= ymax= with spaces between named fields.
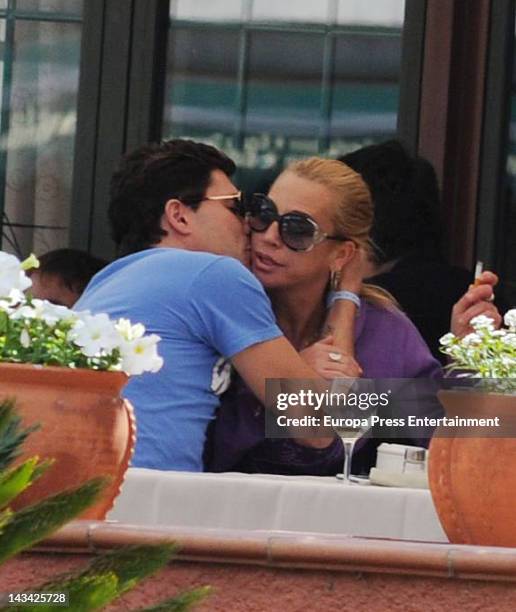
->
xmin=329 ymin=379 xmax=377 ymax=483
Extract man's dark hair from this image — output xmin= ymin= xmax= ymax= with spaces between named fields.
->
xmin=109 ymin=139 xmax=237 ymax=256
xmin=340 ymin=140 xmax=443 ymax=264
xmin=36 ymin=248 xmax=108 ymax=294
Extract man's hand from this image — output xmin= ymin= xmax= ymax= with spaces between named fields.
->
xmin=451 ymin=271 xmax=501 ymax=337
xmin=337 ymin=245 xmax=368 ymax=294
xmin=300 ymin=335 xmax=363 ymax=379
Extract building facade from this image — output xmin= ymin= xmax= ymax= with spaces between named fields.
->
xmin=0 ymin=0 xmax=513 ymax=305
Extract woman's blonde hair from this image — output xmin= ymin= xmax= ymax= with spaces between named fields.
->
xmin=286 ymin=157 xmax=395 ymax=308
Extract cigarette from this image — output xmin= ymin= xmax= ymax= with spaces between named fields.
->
xmin=471 ymin=260 xmax=494 ymax=301
xmin=473 ymin=261 xmax=483 ymax=286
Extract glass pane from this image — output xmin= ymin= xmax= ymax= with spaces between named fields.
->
xmin=244 ymin=31 xmax=324 ymax=185
xmin=0 ymin=1 xmax=6 ymax=10
xmin=163 ymin=3 xmax=405 ymax=193
xmin=16 ymin=0 xmax=82 ymax=17
xmin=2 ymin=19 xmax=82 ymax=256
xmin=163 ymin=27 xmax=240 ymax=139
xmin=338 ymin=0 xmax=405 ymax=26
xmin=251 ymin=0 xmax=331 ymax=23
xmin=170 ymin=0 xmax=243 ymax=22
xmin=328 ymin=32 xmax=402 ymax=155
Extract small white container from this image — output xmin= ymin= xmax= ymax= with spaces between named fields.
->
xmin=376 ymin=443 xmax=427 ymax=474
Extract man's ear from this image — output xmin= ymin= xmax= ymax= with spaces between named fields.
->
xmin=330 ymin=240 xmax=357 ymax=274
xmin=162 ymin=199 xmax=194 ymax=236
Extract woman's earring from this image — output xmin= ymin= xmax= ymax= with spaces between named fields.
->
xmin=330 ymin=269 xmax=341 ymax=291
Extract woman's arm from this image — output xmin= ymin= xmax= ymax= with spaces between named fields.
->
xmin=323 ymin=246 xmax=366 ymax=353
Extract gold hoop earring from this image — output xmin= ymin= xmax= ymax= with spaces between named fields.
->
xmin=330 ymin=269 xmax=340 ymax=291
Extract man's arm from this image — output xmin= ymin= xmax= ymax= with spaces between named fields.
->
xmin=231 ymin=337 xmax=335 ymax=448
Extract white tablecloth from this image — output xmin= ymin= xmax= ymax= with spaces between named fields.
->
xmin=109 ymin=468 xmax=447 ymax=542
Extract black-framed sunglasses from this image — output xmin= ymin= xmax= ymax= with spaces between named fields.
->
xmin=204 ymin=191 xmax=246 ymax=218
xmin=246 ymin=193 xmax=349 ymax=252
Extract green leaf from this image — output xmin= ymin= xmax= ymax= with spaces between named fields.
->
xmin=82 ymin=543 xmax=178 ymax=594
xmin=0 ymin=310 xmax=8 ymax=334
xmin=137 ymin=586 xmax=213 ymax=611
xmin=0 ymin=458 xmax=53 ymax=509
xmin=0 ymin=574 xmax=119 ymax=612
xmin=15 ymin=544 xmax=178 ymax=611
xmin=0 ymin=477 xmax=106 ymax=564
xmin=0 ymin=507 xmax=12 ymax=535
xmin=0 ymin=400 xmax=39 ymax=472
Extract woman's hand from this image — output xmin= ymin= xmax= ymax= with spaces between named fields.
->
xmin=450 ymin=271 xmax=502 ymax=337
xmin=300 ymin=335 xmax=363 ymax=379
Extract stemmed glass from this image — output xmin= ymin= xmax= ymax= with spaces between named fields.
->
xmin=329 ymin=379 xmax=377 ymax=483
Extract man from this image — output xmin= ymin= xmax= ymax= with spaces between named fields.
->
xmin=77 ymin=139 xmax=499 ymax=473
xmin=76 ymin=140 xmax=332 ymax=472
xmin=29 ymin=248 xmax=107 ymax=307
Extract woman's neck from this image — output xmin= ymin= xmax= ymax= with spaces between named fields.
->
xmin=268 ymin=283 xmax=327 ymax=351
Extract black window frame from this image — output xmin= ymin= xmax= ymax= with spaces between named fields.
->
xmin=69 ymin=0 xmax=168 ymax=260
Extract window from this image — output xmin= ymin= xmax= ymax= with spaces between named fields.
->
xmin=0 ymin=0 xmax=83 ymax=257
xmin=164 ymin=0 xmax=405 ymax=191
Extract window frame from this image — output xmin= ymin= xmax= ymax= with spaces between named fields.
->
xmin=69 ymin=0 xmax=169 ymax=260
xmin=0 ymin=0 xmax=83 ymax=253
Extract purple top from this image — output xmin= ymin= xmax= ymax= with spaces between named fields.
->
xmin=204 ymin=301 xmax=443 ymax=475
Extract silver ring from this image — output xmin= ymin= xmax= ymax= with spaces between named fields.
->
xmin=328 ymin=351 xmax=343 ymax=363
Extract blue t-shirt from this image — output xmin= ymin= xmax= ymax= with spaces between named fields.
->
xmin=75 ymin=248 xmax=282 ymax=471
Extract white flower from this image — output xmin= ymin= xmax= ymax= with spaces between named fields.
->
xmin=0 ymin=299 xmax=13 ymax=314
xmin=502 ymin=334 xmax=516 ymax=349
xmin=119 ymin=334 xmax=163 ymax=375
xmin=68 ymin=312 xmax=120 ymax=357
xmin=440 ymin=332 xmax=456 ymax=347
xmin=0 ymin=252 xmax=32 ymax=297
xmin=10 ymin=304 xmax=37 ymax=321
xmin=7 ymin=289 xmax=25 ymax=305
xmin=115 ymin=318 xmax=146 ymax=342
xmin=0 ymin=250 xmax=163 ymax=376
xmin=19 ymin=328 xmax=31 ymax=348
xmin=10 ymin=299 xmax=75 ymax=326
xmin=33 ymin=300 xmax=76 ymax=325
xmin=462 ymin=332 xmax=482 ymax=347
xmin=504 ymin=309 xmax=516 ymax=332
xmin=491 ymin=329 xmax=506 ymax=337
xmin=470 ymin=314 xmax=495 ymax=332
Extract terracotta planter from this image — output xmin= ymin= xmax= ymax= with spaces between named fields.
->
xmin=428 ymin=389 xmax=516 ymax=546
xmin=0 ymin=362 xmax=135 ymax=520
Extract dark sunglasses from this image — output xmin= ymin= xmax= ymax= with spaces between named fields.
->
xmin=204 ymin=191 xmax=247 ymax=218
xmin=246 ymin=193 xmax=349 ymax=252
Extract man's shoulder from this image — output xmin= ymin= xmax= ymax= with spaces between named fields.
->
xmin=104 ymin=248 xmax=250 ymax=279
xmin=119 ymin=248 xmax=263 ymax=302
xmin=188 ymin=252 xmax=265 ymax=295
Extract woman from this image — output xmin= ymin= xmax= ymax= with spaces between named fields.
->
xmin=340 ymin=140 xmax=473 ymax=363
xmin=204 ymin=157 xmax=494 ymax=475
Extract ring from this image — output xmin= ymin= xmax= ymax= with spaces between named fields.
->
xmin=328 ymin=352 xmax=343 ymax=363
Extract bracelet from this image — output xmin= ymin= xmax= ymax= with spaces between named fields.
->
xmin=326 ymin=290 xmax=361 ymax=310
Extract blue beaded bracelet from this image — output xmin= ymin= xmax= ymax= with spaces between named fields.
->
xmin=326 ymin=290 xmax=361 ymax=310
